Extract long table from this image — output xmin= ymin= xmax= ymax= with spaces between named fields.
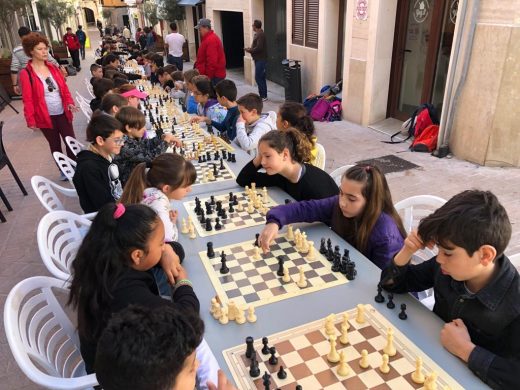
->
xmin=176 ymin=185 xmax=489 ymax=389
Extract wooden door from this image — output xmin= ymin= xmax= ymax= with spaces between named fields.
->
xmin=264 ymin=0 xmax=287 ymax=85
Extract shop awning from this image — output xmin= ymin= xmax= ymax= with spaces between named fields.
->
xmin=177 ymin=0 xmax=203 ymax=5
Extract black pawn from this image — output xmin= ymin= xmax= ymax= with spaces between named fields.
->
xmin=220 ymin=252 xmax=229 ymax=274
xmin=342 ymin=249 xmax=351 ymax=264
xmin=284 ymin=198 xmax=291 ymax=204
xmin=387 ymin=293 xmax=395 ymax=309
xmin=334 ymin=245 xmax=341 ymax=258
xmin=261 ymin=337 xmax=270 ymax=355
xmin=249 ymin=353 xmax=260 ymax=377
xmin=214 ymin=217 xmax=222 ymax=230
xmin=220 ymin=158 xmax=225 ymax=170
xmin=319 ymin=238 xmax=327 ymax=254
xmin=375 ymin=283 xmax=385 ymax=303
xmin=205 ymin=218 xmax=212 ymax=232
xmin=346 ymin=261 xmax=357 ymax=280
xmin=231 ymin=154 xmax=236 ymax=162
xmin=222 ymin=150 xmax=227 ymax=159
xmin=229 ymin=192 xmax=234 ymax=202
xmin=327 ymin=238 xmax=332 ymax=251
xmin=213 ymin=163 xmax=218 ymax=176
xmin=210 ymin=195 xmax=216 ymax=205
xmin=277 ymin=256 xmax=285 ymax=276
xmin=277 ymin=365 xmax=287 ymax=380
xmin=254 ymin=233 xmax=260 ymax=247
xmin=268 ymin=347 xmax=278 ymax=365
xmin=199 ymin=209 xmax=206 ymax=224
xmin=245 ymin=336 xmax=254 ymax=359
xmin=221 ymin=209 xmax=227 ymax=220
xmin=331 ymin=252 xmax=341 ymax=272
xmin=262 ymin=372 xmax=271 ymax=390
xmin=399 ymin=303 xmax=407 ymax=320
xmin=205 ymin=201 xmax=212 ymax=215
xmin=326 ymin=247 xmax=334 ymax=262
xmin=198 ymin=155 xmax=202 ymax=163
xmin=207 ymin=242 xmax=215 ymax=258
xmin=233 ymin=195 xmax=239 ymax=205
xmin=228 ymin=201 xmax=235 ymax=213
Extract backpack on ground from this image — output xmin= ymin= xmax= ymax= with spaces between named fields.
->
xmin=384 ymin=103 xmax=439 ymax=144
xmin=410 ymin=124 xmax=439 ymax=152
xmin=310 ymin=97 xmax=342 ymax=122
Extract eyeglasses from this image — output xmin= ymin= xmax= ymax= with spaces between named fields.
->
xmin=106 ymin=137 xmax=125 ymax=145
xmin=45 ymin=77 xmax=56 ymax=93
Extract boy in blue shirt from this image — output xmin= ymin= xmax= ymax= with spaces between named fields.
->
xmin=381 ymin=190 xmax=519 ymax=389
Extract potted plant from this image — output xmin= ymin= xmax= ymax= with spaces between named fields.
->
xmin=50 ymin=40 xmax=68 ymax=61
xmin=0 ymin=48 xmax=15 ymax=97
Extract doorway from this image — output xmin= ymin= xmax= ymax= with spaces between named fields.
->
xmin=220 ymin=12 xmax=245 ymax=68
xmin=122 ymin=15 xmax=130 ymax=28
xmin=388 ymin=0 xmax=458 ymax=120
xmin=84 ymin=8 xmax=95 ymax=25
xmin=264 ymin=0 xmax=287 ymax=85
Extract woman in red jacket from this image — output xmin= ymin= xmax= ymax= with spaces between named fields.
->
xmin=19 ymin=33 xmax=78 ymax=176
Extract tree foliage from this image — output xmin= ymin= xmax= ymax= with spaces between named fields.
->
xmin=143 ymin=1 xmax=159 ymax=27
xmin=36 ymin=0 xmax=75 ymax=37
xmin=0 ymin=0 xmax=30 ymax=47
xmin=158 ymin=0 xmax=185 ymax=22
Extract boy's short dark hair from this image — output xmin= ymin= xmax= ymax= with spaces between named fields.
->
xmin=95 ymin=305 xmax=204 ymax=390
xmin=101 ymin=53 xmax=119 ymax=67
xmin=171 ymin=70 xmax=184 ymax=81
xmin=215 ymin=79 xmax=237 ymax=102
xmin=163 ymin=64 xmax=177 ymax=74
xmin=90 ymin=63 xmax=102 ymax=73
xmin=418 ymin=190 xmax=512 ymax=257
xmin=92 ymin=78 xmax=115 ymax=100
xmin=170 ymin=22 xmax=178 ymax=31
xmin=86 ymin=114 xmax=122 ymax=143
xmin=237 ymin=93 xmax=262 ymax=113
xmin=253 ymin=20 xmax=262 ymax=29
xmin=155 ymin=67 xmax=168 ymax=77
xmin=150 ymin=53 xmax=164 ymax=67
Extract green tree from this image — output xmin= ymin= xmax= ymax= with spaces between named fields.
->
xmin=158 ymin=0 xmax=185 ymax=22
xmin=143 ymin=1 xmax=159 ymax=27
xmin=36 ymin=0 xmax=75 ymax=38
xmin=102 ymin=9 xmax=112 ymax=23
xmin=0 ymin=0 xmax=30 ymax=48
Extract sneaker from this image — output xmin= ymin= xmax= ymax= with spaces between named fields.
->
xmin=262 ymin=97 xmax=268 ymax=102
xmin=59 ymin=172 xmax=68 ymax=182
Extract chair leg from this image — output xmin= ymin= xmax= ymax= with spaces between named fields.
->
xmin=7 ymin=160 xmax=28 ymax=196
xmin=0 ymin=208 xmax=5 ymax=223
xmin=0 ymin=186 xmax=12 ymax=211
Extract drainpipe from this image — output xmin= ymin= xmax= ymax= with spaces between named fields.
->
xmin=435 ymin=0 xmax=479 ymax=157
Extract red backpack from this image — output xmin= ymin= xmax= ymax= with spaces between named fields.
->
xmin=410 ymin=124 xmax=439 ymax=152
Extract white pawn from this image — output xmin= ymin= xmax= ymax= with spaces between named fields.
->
xmin=359 ymin=349 xmax=369 ymax=369
xmin=235 ymin=307 xmax=246 ymax=324
xmin=324 ymin=314 xmax=336 ymax=335
xmin=247 ymin=202 xmax=255 ymax=214
xmin=219 ymin=306 xmax=229 ymax=324
xmin=262 ymin=186 xmax=268 ymax=200
xmin=356 ymin=304 xmax=366 ymax=324
xmin=383 ymin=328 xmax=396 ymax=356
xmin=306 ymin=241 xmax=316 ymax=260
xmin=297 ymin=266 xmax=307 ymax=288
xmin=300 ymin=234 xmax=309 ymax=254
xmin=380 ymin=353 xmax=390 ymax=374
xmin=337 ymin=351 xmax=350 ymax=376
xmin=247 ymin=306 xmax=257 ymax=323
xmin=228 ymin=301 xmax=237 ymax=321
xmin=181 ymin=218 xmax=189 ymax=234
xmin=342 ymin=312 xmax=350 ymax=330
xmin=209 ymin=297 xmax=218 ymax=315
xmin=282 ymin=266 xmax=291 ymax=283
xmin=213 ymin=302 xmax=222 ymax=319
xmin=339 ymin=322 xmax=349 ymax=345
xmin=251 ymin=182 xmax=256 ymax=191
xmin=236 ymin=202 xmax=244 ymax=211
xmin=327 ymin=335 xmax=340 ymax=363
xmin=411 ymin=356 xmax=425 ymax=384
xmin=253 ymin=246 xmax=262 ymax=260
xmin=188 ymin=223 xmax=196 ymax=239
xmin=287 ymin=225 xmax=294 ymax=240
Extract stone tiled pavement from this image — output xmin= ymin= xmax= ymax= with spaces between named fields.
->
xmin=1 ymin=29 xmax=519 ymax=389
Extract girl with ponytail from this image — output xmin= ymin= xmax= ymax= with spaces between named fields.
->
xmin=259 ymin=165 xmax=406 ymax=269
xmin=236 ymin=129 xmax=338 ymax=201
xmin=277 ymin=102 xmax=318 ymax=161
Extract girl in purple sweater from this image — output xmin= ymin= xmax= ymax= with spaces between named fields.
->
xmin=259 ymin=165 xmax=406 ymax=269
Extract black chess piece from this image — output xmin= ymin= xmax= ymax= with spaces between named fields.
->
xmin=214 ymin=217 xmax=222 ymax=230
xmin=375 ymin=283 xmax=385 ymax=303
xmin=221 ymin=209 xmax=227 ymax=219
xmin=295 ymin=385 xmax=302 ymax=390
xmin=342 ymin=249 xmax=351 ymax=264
xmin=231 ymin=153 xmax=236 ymax=163
xmin=331 ymin=252 xmax=341 ymax=272
xmin=227 ymin=152 xmax=232 ymax=162
xmin=261 ymin=337 xmax=269 ymax=355
xmin=210 ymin=195 xmax=216 ymax=205
xmin=202 ymin=155 xmax=207 ymax=162
xmin=399 ymin=303 xmax=407 ymax=320
xmin=220 ymin=158 xmax=225 ymax=170
xmin=228 ymin=201 xmax=235 ymax=213
xmin=214 ymin=151 xmax=220 ymax=160
xmin=223 ymin=150 xmax=227 ymax=159
xmin=199 ymin=209 xmax=206 ymax=224
xmin=207 ymin=242 xmax=215 ymax=258
xmin=249 ymin=353 xmax=260 ymax=377
xmin=387 ymin=293 xmax=395 ymax=309
xmin=206 ymin=151 xmax=211 ymax=160
xmin=319 ymin=238 xmax=326 ymax=254
xmin=327 ymin=238 xmax=332 ymax=251
xmin=254 ymin=233 xmax=260 ymax=247
xmin=284 ymin=199 xmax=291 ymax=204
xmin=346 ymin=261 xmax=357 ymax=280
xmin=334 ymin=245 xmax=341 ymax=258
xmin=268 ymin=347 xmax=278 ymax=365
xmin=340 ymin=256 xmax=348 ymax=275
xmin=213 ymin=163 xmax=218 ymax=177
xmin=229 ymin=192 xmax=234 ymax=202
xmin=219 ymin=252 xmax=229 ymax=274
xmin=216 ymin=200 xmax=222 ymax=213
xmin=326 ymin=247 xmax=334 ymax=262
xmin=276 ymin=256 xmax=285 ymax=276
xmin=245 ymin=336 xmax=254 ymax=358
xmin=205 ymin=218 xmax=213 ymax=232
xmin=205 ymin=201 xmax=212 ymax=215
xmin=233 ymin=195 xmax=238 ymax=205
xmin=277 ymin=365 xmax=287 ymax=380
xmin=262 ymin=372 xmax=271 ymax=390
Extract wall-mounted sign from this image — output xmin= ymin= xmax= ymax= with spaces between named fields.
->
xmin=356 ymin=0 xmax=368 ymax=21
xmin=450 ymin=0 xmax=459 ymax=24
xmin=413 ymin=0 xmax=430 ymax=24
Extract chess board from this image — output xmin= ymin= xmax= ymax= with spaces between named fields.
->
xmin=185 ymin=190 xmax=277 ymax=236
xmin=192 ymin=160 xmax=236 ymax=187
xmin=198 ymin=234 xmax=348 ymax=308
xmin=223 ymin=304 xmax=463 ymax=390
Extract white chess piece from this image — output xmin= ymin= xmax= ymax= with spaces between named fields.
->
xmin=300 ymin=234 xmax=309 ymax=254
xmin=306 ymin=241 xmax=315 ymax=260
xmin=383 ymin=328 xmax=396 ymax=356
xmin=282 ymin=266 xmax=291 ymax=283
xmin=287 ymin=225 xmax=294 ymax=240
xmin=339 ymin=322 xmax=349 ymax=345
xmin=359 ymin=349 xmax=369 ymax=369
xmin=424 ymin=372 xmax=438 ymax=390
xmin=228 ymin=301 xmax=237 ymax=321
xmin=188 ymin=223 xmax=196 ymax=239
xmin=337 ymin=351 xmax=350 ymax=376
xmin=247 ymin=306 xmax=257 ymax=323
xmin=327 ymin=335 xmax=340 ymax=363
xmin=253 ymin=246 xmax=262 ymax=260
xmin=236 ymin=202 xmax=244 ymax=211
xmin=262 ymin=186 xmax=268 ymax=200
xmin=380 ymin=353 xmax=390 ymax=374
xmin=209 ymin=297 xmax=218 ymax=315
xmin=325 ymin=314 xmax=336 ymax=335
xmin=247 ymin=202 xmax=255 ymax=214
xmin=218 ymin=306 xmax=229 ymax=324
xmin=235 ymin=307 xmax=246 ymax=324
xmin=297 ymin=266 xmax=307 ymax=288
xmin=411 ymin=356 xmax=425 ymax=384
xmin=251 ymin=182 xmax=256 ymax=191
xmin=356 ymin=304 xmax=366 ymax=324
xmin=342 ymin=312 xmax=350 ymax=330
xmin=181 ymin=218 xmax=188 ymax=234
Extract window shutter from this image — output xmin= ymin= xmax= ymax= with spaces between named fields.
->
xmin=292 ymin=0 xmax=304 ymax=46
xmin=305 ymin=0 xmax=319 ymax=48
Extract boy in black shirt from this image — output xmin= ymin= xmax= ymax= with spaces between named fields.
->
xmin=381 ymin=190 xmax=519 ymax=389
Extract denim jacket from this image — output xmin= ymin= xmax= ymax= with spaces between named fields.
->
xmin=381 ymin=255 xmax=520 ymax=389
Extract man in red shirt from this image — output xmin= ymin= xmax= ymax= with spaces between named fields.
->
xmin=194 ymin=19 xmax=226 ymax=86
xmin=63 ymin=27 xmax=81 ymax=71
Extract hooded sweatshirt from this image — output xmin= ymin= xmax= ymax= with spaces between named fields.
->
xmin=73 ymin=149 xmax=123 ymax=213
xmin=234 ymin=111 xmax=277 ymax=156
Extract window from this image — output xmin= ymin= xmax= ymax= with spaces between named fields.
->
xmin=292 ymin=0 xmax=319 ymax=48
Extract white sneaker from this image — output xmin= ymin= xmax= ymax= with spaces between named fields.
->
xmin=59 ymin=172 xmax=68 ymax=182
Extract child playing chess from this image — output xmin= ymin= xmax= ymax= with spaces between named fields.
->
xmin=236 ymin=129 xmax=338 ymax=201
xmin=120 ymin=154 xmax=196 ymax=294
xmin=96 ymin=305 xmax=236 ymax=390
xmin=380 ymin=190 xmax=520 ymax=389
xmin=277 ymin=102 xmax=318 ymax=162
xmin=191 ymin=75 xmax=227 ymax=124
xmin=113 ymin=106 xmax=181 ymax=185
xmin=183 ymin=68 xmax=200 ymax=114
xmin=259 ymin=165 xmax=406 ymax=269
xmin=234 ymin=93 xmax=277 ymax=155
xmin=68 ymin=204 xmax=220 ymax=389
xmin=73 ymin=115 xmax=124 ymax=213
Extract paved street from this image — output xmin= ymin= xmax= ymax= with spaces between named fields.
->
xmin=0 ymin=28 xmax=519 ymax=389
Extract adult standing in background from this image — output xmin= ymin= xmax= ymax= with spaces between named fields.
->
xmin=75 ymin=25 xmax=87 ymax=60
xmin=122 ymin=25 xmax=131 ymax=41
xmin=245 ymin=20 xmax=267 ymax=101
xmin=96 ymin=19 xmax=103 ymax=37
xmin=194 ymin=18 xmax=226 ymax=86
xmin=165 ymin=22 xmax=185 ymax=71
xmin=63 ymin=27 xmax=81 ymax=71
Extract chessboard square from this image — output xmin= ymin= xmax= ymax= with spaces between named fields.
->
xmin=232 ymin=271 xmax=247 ymax=281
xmin=239 ymin=285 xmax=255 ymax=295
xmin=226 ymin=289 xmax=242 ymax=299
xmin=256 ymin=266 xmax=272 ymax=275
xmin=250 ymin=276 xmax=265 ymax=285
xmin=387 ymin=375 xmax=420 ymax=390
xmin=274 ymin=340 xmax=295 ymax=355
xmin=297 ymin=345 xmax=320 ymax=361
xmin=313 ymin=339 xmax=331 ymax=356
xmin=342 ymin=345 xmax=361 ymax=360
xmin=230 ymin=246 xmax=244 ymax=254
xmin=367 ymin=351 xmax=384 ymax=368
xmin=245 ymin=269 xmax=259 ymax=278
xmin=304 ymin=270 xmax=318 ymax=279
xmin=352 ymin=340 xmax=377 ymax=354
xmin=288 ymin=335 xmax=312 ymax=350
xmin=279 ymin=350 xmax=303 ymax=367
xmin=305 ymin=330 xmax=327 ymax=344
xmin=315 ymin=368 xmax=340 ymax=388
xmin=371 ymin=383 xmax=393 ymax=390
xmin=304 ymin=355 xmax=330 ymax=374
xmin=322 ymin=273 xmax=340 ymax=283
xmin=283 ymin=247 xmax=297 ymax=254
xmin=237 ymin=257 xmax=252 ymax=266
xmin=346 ymin=330 xmax=364 ymax=345
xmin=292 ymin=258 xmax=307 ymax=267
xmin=228 ymin=266 xmax=242 ymax=274
xmin=289 ymin=362 xmax=313 ymax=381
xmin=252 ymin=216 xmax=266 ymax=223
xmin=283 ymin=283 xmax=300 ymax=292
xmin=242 ymin=292 xmax=259 ymax=303
xmin=390 ymin=357 xmax=415 ymax=376
xmin=265 ymin=278 xmax=281 ymax=288
xmin=309 ymin=261 xmax=325 ymax=270
xmin=235 ymin=278 xmax=250 ymax=288
xmin=271 ymin=249 xmax=286 ymax=258
xmin=323 ymin=382 xmax=351 ymax=390
xmin=367 ymin=335 xmax=386 ymax=351
xmin=342 ymin=375 xmax=366 ymax=389
xmin=270 ymin=286 xmax=288 ymax=296
xmin=358 ymin=325 xmax=380 ymax=340
xmin=262 ymin=272 xmax=277 ymax=282
xmin=358 ymin=369 xmax=384 ymax=387
xmin=257 ymin=289 xmax=273 ymax=300
xmin=220 ymin=277 xmax=236 ymax=287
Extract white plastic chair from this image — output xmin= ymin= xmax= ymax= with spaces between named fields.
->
xmin=31 ymin=175 xmax=77 ymax=213
xmin=4 ymin=276 xmax=98 ymax=389
xmin=394 ymin=195 xmax=447 ymax=310
xmin=37 ymin=210 xmax=92 ymax=280
xmin=329 ymin=164 xmax=355 ymax=186
xmin=84 ymin=78 xmax=95 ymax=99
xmin=313 ymin=143 xmax=326 ymax=170
xmin=53 ymin=152 xmax=77 ymax=184
xmin=65 ymin=136 xmax=85 ymax=157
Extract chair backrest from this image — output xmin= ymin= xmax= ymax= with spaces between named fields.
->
xmin=65 ymin=136 xmax=85 ymax=157
xmin=0 ymin=121 xmax=6 ymax=167
xmin=53 ymin=152 xmax=77 ymax=184
xmin=3 ymin=276 xmax=98 ymax=389
xmin=37 ymin=210 xmax=91 ymax=280
xmin=329 ymin=164 xmax=355 ymax=186
xmin=84 ymin=78 xmax=95 ymax=99
xmin=313 ymin=143 xmax=326 ymax=170
xmin=31 ymin=175 xmax=78 ymax=213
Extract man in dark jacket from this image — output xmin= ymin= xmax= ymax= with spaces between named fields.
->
xmin=194 ymin=18 xmax=226 ymax=86
xmin=245 ymin=20 xmax=268 ymax=101
xmin=75 ymin=25 xmax=87 ymax=60
xmin=63 ymin=27 xmax=81 ymax=71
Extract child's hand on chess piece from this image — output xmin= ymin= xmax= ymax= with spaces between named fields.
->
xmin=207 ymin=369 xmax=238 ymax=390
xmin=259 ymin=223 xmax=280 ymax=253
xmin=393 ymin=230 xmax=434 ymax=266
xmin=169 ymin=209 xmax=178 ymax=224
xmin=162 ymin=133 xmax=182 ymax=146
xmin=440 ymin=318 xmax=475 ymax=363
xmin=190 ymin=115 xmax=204 ymax=124
xmin=160 ymin=244 xmax=181 ymax=284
